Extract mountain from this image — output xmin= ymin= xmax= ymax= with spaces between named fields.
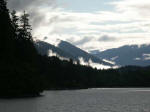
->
xmin=35 ymin=41 xmax=75 ymax=60
xmin=90 ymin=44 xmax=150 ymax=66
xmin=58 ymin=40 xmax=112 ymax=65
xmin=35 ymin=40 xmax=112 ymax=66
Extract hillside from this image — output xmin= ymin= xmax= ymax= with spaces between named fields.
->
xmin=35 ymin=40 xmax=113 ymax=66
xmin=91 ymin=44 xmax=150 ymax=66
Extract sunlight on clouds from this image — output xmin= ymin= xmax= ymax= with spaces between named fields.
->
xmin=34 ymin=0 xmax=150 ymax=52
xmin=8 ymin=0 xmax=150 ymax=51
xmin=112 ymin=0 xmax=150 ymax=21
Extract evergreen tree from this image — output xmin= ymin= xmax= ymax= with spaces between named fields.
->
xmin=19 ymin=11 xmax=32 ymax=41
xmin=0 ymin=0 xmax=7 ymax=13
xmin=0 ymin=1 xmax=44 ymax=97
xmin=11 ymin=10 xmax=19 ymax=37
xmin=0 ymin=0 xmax=15 ymax=58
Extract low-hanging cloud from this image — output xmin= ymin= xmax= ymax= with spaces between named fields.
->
xmin=73 ymin=36 xmax=93 ymax=45
xmin=98 ymin=35 xmax=116 ymax=42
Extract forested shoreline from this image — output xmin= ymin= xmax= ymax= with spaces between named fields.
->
xmin=0 ymin=0 xmax=150 ymax=98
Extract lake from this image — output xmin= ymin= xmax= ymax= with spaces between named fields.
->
xmin=0 ymin=88 xmax=150 ymax=112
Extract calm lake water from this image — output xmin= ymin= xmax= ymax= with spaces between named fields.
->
xmin=1 ymin=88 xmax=150 ymax=112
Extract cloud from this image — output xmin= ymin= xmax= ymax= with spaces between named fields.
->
xmin=143 ymin=54 xmax=150 ymax=60
xmin=73 ymin=36 xmax=93 ymax=45
xmin=70 ymin=32 xmax=150 ymax=51
xmin=7 ymin=0 xmax=56 ymax=11
xmin=8 ymin=0 xmax=35 ymax=10
xmin=7 ymin=0 xmax=58 ymax=37
xmin=98 ymin=35 xmax=116 ymax=42
xmin=7 ymin=0 xmax=150 ymax=52
xmin=112 ymin=0 xmax=150 ymax=18
xmin=78 ymin=57 xmax=112 ymax=69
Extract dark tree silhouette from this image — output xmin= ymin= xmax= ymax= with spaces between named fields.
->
xmin=11 ymin=10 xmax=19 ymax=37
xmin=0 ymin=1 xmax=44 ymax=97
xmin=19 ymin=11 xmax=32 ymax=41
xmin=0 ymin=0 xmax=7 ymax=12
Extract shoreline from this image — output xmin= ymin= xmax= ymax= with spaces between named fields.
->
xmin=1 ymin=87 xmax=150 ymax=99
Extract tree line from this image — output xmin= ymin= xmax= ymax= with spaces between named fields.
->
xmin=0 ymin=0 xmax=43 ymax=97
xmin=0 ymin=0 xmax=150 ymax=98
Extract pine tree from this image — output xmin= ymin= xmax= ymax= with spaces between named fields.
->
xmin=0 ymin=0 xmax=9 ymax=39
xmin=0 ymin=0 xmax=7 ymax=13
xmin=0 ymin=1 xmax=44 ymax=97
xmin=0 ymin=0 xmax=15 ymax=56
xmin=19 ymin=11 xmax=32 ymax=41
xmin=11 ymin=10 xmax=19 ymax=37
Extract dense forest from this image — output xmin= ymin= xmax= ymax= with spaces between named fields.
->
xmin=0 ymin=0 xmax=150 ymax=98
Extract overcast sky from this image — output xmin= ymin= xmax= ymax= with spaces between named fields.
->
xmin=8 ymin=0 xmax=150 ymax=51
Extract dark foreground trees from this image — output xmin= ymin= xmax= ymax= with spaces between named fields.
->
xmin=38 ymin=56 xmax=150 ymax=89
xmin=0 ymin=0 xmax=43 ymax=97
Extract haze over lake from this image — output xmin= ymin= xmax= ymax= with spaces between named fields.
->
xmin=1 ymin=88 xmax=150 ymax=112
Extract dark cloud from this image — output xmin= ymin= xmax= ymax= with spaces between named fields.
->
xmin=43 ymin=36 xmax=48 ymax=40
xmin=29 ymin=11 xmax=46 ymax=28
xmin=98 ymin=35 xmax=116 ymax=42
xmin=7 ymin=0 xmax=56 ymax=11
xmin=69 ymin=35 xmax=117 ymax=47
xmin=73 ymin=36 xmax=93 ymax=45
xmin=7 ymin=0 xmax=57 ymax=37
xmin=49 ymin=15 xmax=74 ymax=25
xmin=7 ymin=0 xmax=34 ymax=11
xmin=49 ymin=16 xmax=60 ymax=24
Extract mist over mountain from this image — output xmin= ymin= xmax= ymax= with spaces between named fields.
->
xmin=35 ymin=40 xmax=113 ymax=67
xmin=35 ymin=41 xmax=75 ymax=59
xmin=90 ymin=44 xmax=150 ymax=67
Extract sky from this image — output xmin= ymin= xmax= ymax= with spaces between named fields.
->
xmin=7 ymin=0 xmax=150 ymax=51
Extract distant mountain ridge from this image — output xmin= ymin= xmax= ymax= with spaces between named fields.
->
xmin=58 ymin=40 xmax=112 ymax=65
xmin=90 ymin=44 xmax=150 ymax=66
xmin=35 ymin=41 xmax=75 ymax=59
xmin=35 ymin=40 xmax=112 ymax=66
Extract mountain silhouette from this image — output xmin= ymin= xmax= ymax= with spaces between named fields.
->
xmin=35 ymin=40 xmax=112 ymax=66
xmin=90 ymin=44 xmax=150 ymax=66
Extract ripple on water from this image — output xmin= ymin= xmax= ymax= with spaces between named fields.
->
xmin=0 ymin=88 xmax=150 ymax=112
